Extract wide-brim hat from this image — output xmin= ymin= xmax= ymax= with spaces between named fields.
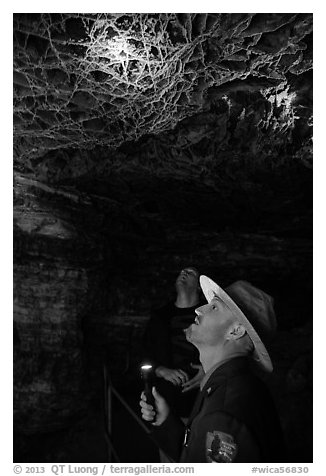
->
xmin=199 ymin=275 xmax=277 ymax=372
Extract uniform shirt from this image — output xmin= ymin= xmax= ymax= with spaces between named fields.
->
xmin=152 ymin=357 xmax=286 ymax=463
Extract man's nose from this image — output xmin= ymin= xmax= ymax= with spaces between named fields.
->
xmin=196 ymin=302 xmax=211 ymax=314
xmin=195 ymin=305 xmax=205 ymax=315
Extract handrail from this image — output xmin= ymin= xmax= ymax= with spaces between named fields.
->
xmin=110 ymin=384 xmax=152 ymax=435
xmin=102 ymin=322 xmax=167 ymax=462
xmin=103 ymin=363 xmax=120 ymax=462
xmin=103 ymin=360 xmax=154 ymax=462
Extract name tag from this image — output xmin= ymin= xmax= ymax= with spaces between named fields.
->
xmin=183 ymin=427 xmax=191 ymax=447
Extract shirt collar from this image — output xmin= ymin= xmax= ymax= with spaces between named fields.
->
xmin=200 ymin=356 xmax=251 ymax=391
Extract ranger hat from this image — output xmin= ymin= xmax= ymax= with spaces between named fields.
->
xmin=199 ymin=275 xmax=277 ymax=372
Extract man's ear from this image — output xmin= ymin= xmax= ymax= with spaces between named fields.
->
xmin=227 ymin=323 xmax=247 ymax=340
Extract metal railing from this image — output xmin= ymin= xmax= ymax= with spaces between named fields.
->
xmin=103 ymin=360 xmax=153 ymax=462
xmin=102 ymin=319 xmax=161 ymax=462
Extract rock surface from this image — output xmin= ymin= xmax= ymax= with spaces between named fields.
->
xmin=13 ymin=13 xmax=312 ymax=168
xmin=14 ymin=169 xmax=312 ymax=460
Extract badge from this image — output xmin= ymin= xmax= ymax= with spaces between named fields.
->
xmin=206 ymin=430 xmax=238 ymax=463
xmin=183 ymin=427 xmax=191 ymax=447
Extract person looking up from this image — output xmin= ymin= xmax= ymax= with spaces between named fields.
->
xmin=140 ymin=276 xmax=286 ymax=463
xmin=142 ymin=267 xmax=205 ymax=418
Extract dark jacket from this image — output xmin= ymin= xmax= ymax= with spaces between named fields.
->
xmin=153 ymin=357 xmax=286 ymax=463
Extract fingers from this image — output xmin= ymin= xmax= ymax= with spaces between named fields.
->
xmin=139 ymin=399 xmax=154 ymax=410
xmin=177 ymin=369 xmax=189 ymax=382
xmin=139 ymin=396 xmax=156 ymax=422
xmin=152 ymin=386 xmax=162 ymax=400
xmin=140 ymin=387 xmax=170 ymax=425
xmin=164 ymin=370 xmax=188 ymax=386
xmin=140 ymin=406 xmax=156 ymax=421
xmin=163 ymin=374 xmax=179 ymax=385
xmin=190 ymin=363 xmax=201 ymax=370
xmin=182 ymin=379 xmax=195 ymax=392
xmin=182 ymin=381 xmax=199 ymax=392
xmin=182 ymin=372 xmax=203 ymax=392
xmin=170 ymin=369 xmax=189 ymax=385
xmin=158 ymin=368 xmax=190 ymax=386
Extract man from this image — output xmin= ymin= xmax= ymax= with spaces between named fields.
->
xmin=142 ymin=267 xmax=205 ymax=417
xmin=140 ymin=275 xmax=286 ymax=462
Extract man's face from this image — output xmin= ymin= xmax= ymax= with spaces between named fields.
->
xmin=185 ymin=295 xmax=236 ymax=346
xmin=175 ymin=267 xmax=199 ymax=292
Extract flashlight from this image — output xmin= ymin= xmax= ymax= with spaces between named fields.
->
xmin=140 ymin=364 xmax=155 ymax=408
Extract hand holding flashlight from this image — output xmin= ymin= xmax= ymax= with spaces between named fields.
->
xmin=139 ymin=386 xmax=170 ymax=426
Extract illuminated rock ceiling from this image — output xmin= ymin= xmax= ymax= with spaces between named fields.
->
xmin=13 ymin=13 xmax=313 ymax=176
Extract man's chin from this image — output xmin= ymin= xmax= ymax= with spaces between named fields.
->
xmin=185 ymin=326 xmax=193 ymax=342
xmin=176 ymin=281 xmax=185 ymax=290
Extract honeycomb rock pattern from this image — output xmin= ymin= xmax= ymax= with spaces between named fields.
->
xmin=13 ymin=13 xmax=312 ymax=169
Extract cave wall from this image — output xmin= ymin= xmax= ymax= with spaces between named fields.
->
xmin=14 ymin=158 xmax=312 ymax=461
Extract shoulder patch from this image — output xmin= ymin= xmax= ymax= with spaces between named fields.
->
xmin=206 ymin=430 xmax=238 ymax=463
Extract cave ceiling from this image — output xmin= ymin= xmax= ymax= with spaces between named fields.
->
xmin=13 ymin=13 xmax=313 ymax=237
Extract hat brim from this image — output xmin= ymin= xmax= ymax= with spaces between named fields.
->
xmin=200 ymin=275 xmax=273 ymax=372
